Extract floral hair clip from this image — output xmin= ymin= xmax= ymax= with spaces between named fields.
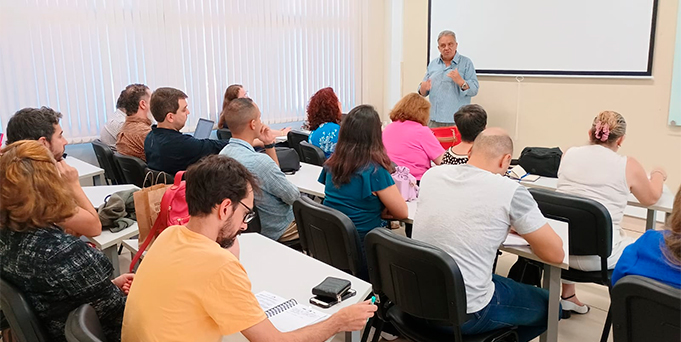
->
xmin=594 ymin=121 xmax=610 ymax=142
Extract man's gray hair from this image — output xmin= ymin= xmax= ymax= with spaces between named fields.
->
xmin=437 ymin=30 xmax=457 ymax=43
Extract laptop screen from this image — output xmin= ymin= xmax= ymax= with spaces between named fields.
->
xmin=194 ymin=118 xmax=214 ymax=139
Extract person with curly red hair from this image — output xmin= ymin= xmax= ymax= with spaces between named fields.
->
xmin=306 ymin=87 xmax=342 ymax=158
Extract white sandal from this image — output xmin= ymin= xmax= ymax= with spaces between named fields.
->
xmin=561 ymin=294 xmax=590 ymax=314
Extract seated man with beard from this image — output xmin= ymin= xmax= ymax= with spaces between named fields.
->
xmin=122 ymin=155 xmax=376 ymax=342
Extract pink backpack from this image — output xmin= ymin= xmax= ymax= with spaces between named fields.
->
xmin=391 ymin=166 xmax=419 ymax=202
xmin=130 ymin=171 xmax=190 ymax=272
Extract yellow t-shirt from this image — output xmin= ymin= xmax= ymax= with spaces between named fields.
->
xmin=122 ymin=226 xmax=266 ymax=342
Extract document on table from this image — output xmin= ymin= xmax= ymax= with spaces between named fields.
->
xmin=503 ymin=233 xmax=530 ymax=246
xmin=255 ymin=291 xmax=329 ymax=332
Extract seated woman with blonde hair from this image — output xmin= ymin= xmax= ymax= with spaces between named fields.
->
xmin=0 ymin=140 xmax=133 ymax=342
xmin=556 ymin=110 xmax=666 ymax=314
xmin=612 ymin=185 xmax=681 ymax=288
xmin=382 ymin=93 xmax=445 ymax=180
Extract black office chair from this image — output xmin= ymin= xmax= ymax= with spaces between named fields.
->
xmin=248 ymin=205 xmax=301 ymax=250
xmin=298 ymin=141 xmax=326 ymax=166
xmin=363 ymin=228 xmax=518 ymax=342
xmin=528 ymin=188 xmax=613 ymax=341
xmin=0 ymin=278 xmax=49 ymax=342
xmin=64 ymin=304 xmax=107 ymax=342
xmin=216 ymin=128 xmax=232 ymax=141
xmin=611 ymin=275 xmax=681 ymax=342
xmin=112 ymin=153 xmax=172 ymax=187
xmin=287 ymin=130 xmax=310 ymax=157
xmin=91 ymin=139 xmax=125 ymax=185
xmin=293 ymin=197 xmax=363 ymax=277
xmin=112 ymin=153 xmax=147 ymax=187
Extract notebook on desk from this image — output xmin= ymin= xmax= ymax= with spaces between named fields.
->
xmin=193 ymin=118 xmax=214 ymax=139
xmin=507 ymin=165 xmax=540 ymax=182
xmin=255 ymin=291 xmax=329 ymax=332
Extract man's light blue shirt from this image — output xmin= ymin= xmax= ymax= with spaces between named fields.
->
xmin=219 ymin=138 xmax=299 ymax=240
xmin=419 ymin=52 xmax=479 ymax=123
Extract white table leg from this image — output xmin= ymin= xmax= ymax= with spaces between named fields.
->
xmin=344 ymin=330 xmax=360 ymax=342
xmin=541 ymin=265 xmax=560 ymax=342
xmin=103 ymin=244 xmax=121 ymax=277
xmin=645 ymin=209 xmax=656 ymax=231
xmin=93 ymin=174 xmax=103 ymax=186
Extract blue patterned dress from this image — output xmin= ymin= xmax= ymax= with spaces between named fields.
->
xmin=308 ymin=122 xmax=340 ymax=158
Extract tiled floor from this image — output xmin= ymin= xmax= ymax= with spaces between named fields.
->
xmin=118 ymin=215 xmax=659 ymax=342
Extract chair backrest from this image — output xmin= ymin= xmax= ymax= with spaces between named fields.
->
xmin=287 ymin=130 xmax=310 ymax=157
xmin=298 ymin=141 xmax=326 ymax=166
xmin=113 ymin=152 xmax=148 ymax=187
xmin=65 ymin=304 xmax=107 ymax=342
xmin=364 ymin=228 xmax=469 ymax=338
xmin=91 ymin=139 xmax=124 ymax=185
xmin=612 ymin=275 xmax=681 ymax=342
xmin=528 ymin=188 xmax=612 ymax=258
xmin=216 ymin=128 xmax=232 ymax=141
xmin=0 ymin=278 xmax=49 ymax=342
xmin=292 ymin=197 xmax=363 ymax=276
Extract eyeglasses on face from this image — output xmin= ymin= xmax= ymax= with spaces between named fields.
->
xmin=239 ymin=201 xmax=256 ymax=223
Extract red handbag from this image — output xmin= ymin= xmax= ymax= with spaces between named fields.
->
xmin=129 ymin=171 xmax=189 ymax=272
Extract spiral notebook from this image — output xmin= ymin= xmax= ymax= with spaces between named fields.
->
xmin=255 ymin=291 xmax=329 ymax=332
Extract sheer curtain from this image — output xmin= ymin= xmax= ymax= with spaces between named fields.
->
xmin=0 ymin=0 xmax=364 ymax=143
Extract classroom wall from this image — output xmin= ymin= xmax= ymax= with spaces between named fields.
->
xmin=400 ymin=0 xmax=681 ymax=191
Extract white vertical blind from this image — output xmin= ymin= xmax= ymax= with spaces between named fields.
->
xmin=0 ymin=0 xmax=364 ymax=143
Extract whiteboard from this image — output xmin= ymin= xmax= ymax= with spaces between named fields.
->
xmin=428 ymin=0 xmax=658 ymax=77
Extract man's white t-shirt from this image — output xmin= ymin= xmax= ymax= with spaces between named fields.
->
xmin=100 ymin=109 xmax=127 ymax=147
xmin=412 ymin=164 xmax=547 ymax=313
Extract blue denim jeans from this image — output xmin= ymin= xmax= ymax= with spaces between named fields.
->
xmin=460 ymin=274 xmax=561 ymax=342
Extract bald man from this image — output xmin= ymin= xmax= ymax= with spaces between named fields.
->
xmin=412 ymin=128 xmax=564 ymax=342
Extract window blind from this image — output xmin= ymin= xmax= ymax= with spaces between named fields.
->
xmin=0 ymin=0 xmax=364 ymax=143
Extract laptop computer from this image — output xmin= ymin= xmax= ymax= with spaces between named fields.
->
xmin=193 ymin=118 xmax=214 ymax=139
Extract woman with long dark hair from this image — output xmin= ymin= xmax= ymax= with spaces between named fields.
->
xmin=318 ymin=105 xmax=408 ymax=242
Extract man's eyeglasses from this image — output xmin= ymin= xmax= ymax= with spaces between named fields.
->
xmin=239 ymin=201 xmax=256 ymax=223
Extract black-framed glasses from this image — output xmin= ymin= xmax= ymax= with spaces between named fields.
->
xmin=239 ymin=201 xmax=256 ymax=223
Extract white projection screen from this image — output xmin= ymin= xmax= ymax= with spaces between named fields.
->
xmin=428 ymin=0 xmax=658 ymax=77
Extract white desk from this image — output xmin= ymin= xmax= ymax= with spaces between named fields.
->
xmin=500 ymin=219 xmax=569 ymax=342
xmin=89 ymin=223 xmax=140 ymax=276
xmin=65 ymin=156 xmax=105 ymax=186
xmin=82 ymin=184 xmax=140 ymax=209
xmin=122 ymin=234 xmax=370 ymax=342
xmin=83 ymin=184 xmax=141 ymax=276
xmin=521 ymin=176 xmax=674 ymax=230
xmin=223 ymin=233 xmax=372 ymax=342
xmin=286 ymin=162 xmax=325 ymax=197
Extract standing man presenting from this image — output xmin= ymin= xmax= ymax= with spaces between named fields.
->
xmin=419 ymin=30 xmax=479 ymax=127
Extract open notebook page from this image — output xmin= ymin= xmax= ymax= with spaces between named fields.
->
xmin=255 ymin=291 xmax=329 ymax=332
